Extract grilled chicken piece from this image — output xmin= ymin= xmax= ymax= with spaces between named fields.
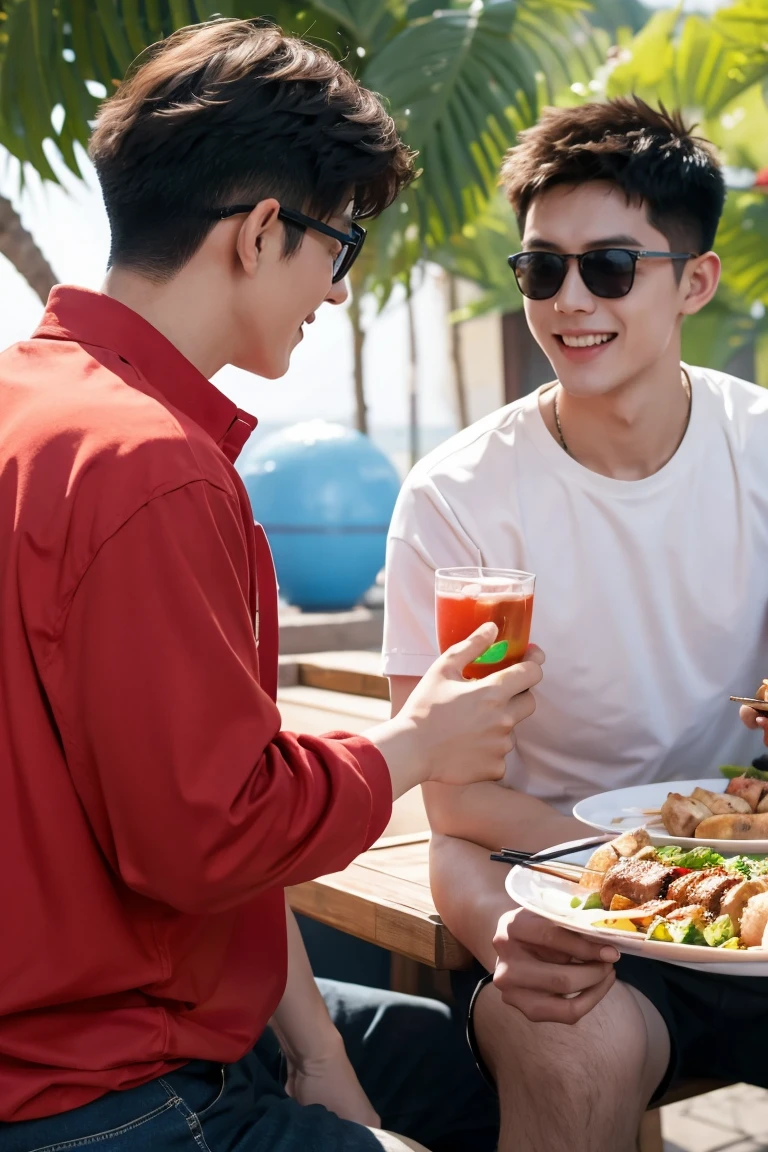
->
xmin=720 ymin=878 xmax=768 ymax=930
xmin=726 ymin=776 xmax=768 ymax=812
xmin=666 ymin=904 xmax=707 ymax=925
xmin=696 ymin=812 xmax=768 ymax=839
xmin=691 ymin=787 xmax=752 ymax=816
xmin=625 ymin=899 xmax=677 ymax=920
xmin=600 ymin=858 xmax=679 ymax=910
xmin=740 ymin=892 xmax=768 ymax=947
xmin=611 ymin=828 xmax=652 ymax=857
xmin=666 ymin=869 xmax=741 ymax=915
xmin=661 ymin=793 xmax=713 ymax=837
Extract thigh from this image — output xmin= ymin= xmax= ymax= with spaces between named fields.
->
xmin=317 ymin=978 xmax=499 ymax=1152
xmin=184 ymin=1052 xmax=423 ymax=1152
xmin=1 ymin=1076 xmax=209 ymax=1152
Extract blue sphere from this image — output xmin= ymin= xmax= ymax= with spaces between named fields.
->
xmin=239 ymin=421 xmax=401 ymax=611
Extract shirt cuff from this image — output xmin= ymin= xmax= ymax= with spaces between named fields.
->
xmin=323 ymin=733 xmax=393 ymax=849
xmin=381 ymin=652 xmax=435 ymax=678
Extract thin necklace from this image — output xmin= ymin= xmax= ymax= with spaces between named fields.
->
xmin=552 ymin=369 xmax=692 ymax=459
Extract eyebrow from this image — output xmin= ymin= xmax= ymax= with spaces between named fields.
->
xmin=523 ymin=234 xmax=644 ymax=251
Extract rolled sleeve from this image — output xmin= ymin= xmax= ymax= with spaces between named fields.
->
xmin=46 ymin=481 xmax=392 ymax=914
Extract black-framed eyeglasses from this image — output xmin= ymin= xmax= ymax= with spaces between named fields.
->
xmin=216 ymin=204 xmax=366 ymax=283
xmin=507 ymin=248 xmax=698 ymax=300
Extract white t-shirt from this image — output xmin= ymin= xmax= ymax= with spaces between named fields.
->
xmin=383 ymin=366 xmax=768 ymax=812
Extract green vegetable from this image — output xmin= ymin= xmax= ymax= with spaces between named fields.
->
xmin=656 ymin=845 xmax=724 ymax=869
xmin=668 ymin=920 xmax=706 ymax=946
xmin=724 ymin=855 xmax=768 ymax=879
xmin=646 ymin=919 xmax=673 ymax=942
xmin=647 ymin=916 xmax=707 ymax=946
xmin=719 ymin=764 xmax=768 ymax=781
xmin=718 ymin=937 xmax=741 ymax=950
xmin=702 ymin=915 xmax=736 ymax=947
xmin=570 ymin=896 xmax=582 ymax=909
xmin=583 ymin=892 xmax=603 ymax=910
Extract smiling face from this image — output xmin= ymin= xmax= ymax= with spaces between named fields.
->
xmin=520 ymin=181 xmax=712 ymax=398
xmin=225 ymin=200 xmax=353 ymax=380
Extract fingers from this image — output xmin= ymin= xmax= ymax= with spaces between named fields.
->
xmin=497 ymin=969 xmax=617 ymax=1025
xmin=741 ymin=705 xmax=760 ymax=730
xmin=495 ymin=909 xmax=620 ymax=965
xmin=739 ymin=706 xmax=768 ymax=743
xmin=440 ymin=623 xmax=498 ymax=674
xmin=487 ymin=657 xmax=544 ymax=697
xmin=525 ymin=643 xmax=546 ymax=666
xmin=495 ymin=955 xmax=614 ymax=998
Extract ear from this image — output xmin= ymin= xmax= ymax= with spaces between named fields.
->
xmin=234 ymin=198 xmax=282 ymax=278
xmin=680 ymin=251 xmax=721 ymax=317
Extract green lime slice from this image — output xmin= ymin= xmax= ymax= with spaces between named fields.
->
xmin=473 ymin=640 xmax=509 ymax=665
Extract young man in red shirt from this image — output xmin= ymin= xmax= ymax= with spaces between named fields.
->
xmin=0 ymin=19 xmax=543 ymax=1152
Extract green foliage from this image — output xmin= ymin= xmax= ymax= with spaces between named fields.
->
xmin=599 ymin=0 xmax=768 ymax=380
xmin=0 ymin=0 xmax=605 ymax=303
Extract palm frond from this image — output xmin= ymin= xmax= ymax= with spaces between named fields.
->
xmin=365 ymin=0 xmax=607 ymax=246
xmin=605 ymin=8 xmax=768 ymax=119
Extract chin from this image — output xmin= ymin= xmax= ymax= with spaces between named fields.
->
xmin=236 ymin=351 xmax=291 ymax=380
xmin=556 ymin=372 xmax=620 ymax=399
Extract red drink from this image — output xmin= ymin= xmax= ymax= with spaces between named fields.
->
xmin=436 ymin=591 xmax=534 ymax=678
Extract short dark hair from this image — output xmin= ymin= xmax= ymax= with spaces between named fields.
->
xmin=89 ymin=18 xmax=415 ymax=281
xmin=500 ymin=97 xmax=726 ymax=254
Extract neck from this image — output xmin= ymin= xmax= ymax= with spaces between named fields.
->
xmin=542 ymin=347 xmax=690 ymax=480
xmin=101 ymin=264 xmax=229 ymax=379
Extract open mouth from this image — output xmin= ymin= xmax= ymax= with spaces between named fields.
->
xmin=556 ymin=333 xmax=617 ymax=349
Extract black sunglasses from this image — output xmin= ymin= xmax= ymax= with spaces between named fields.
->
xmin=216 ymin=204 xmax=366 ymax=283
xmin=508 ymin=248 xmax=698 ymax=300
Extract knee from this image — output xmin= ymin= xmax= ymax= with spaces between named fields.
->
xmin=472 ymin=979 xmax=647 ymax=1092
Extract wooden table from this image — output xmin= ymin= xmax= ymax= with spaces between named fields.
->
xmin=287 ymin=831 xmax=473 ymax=993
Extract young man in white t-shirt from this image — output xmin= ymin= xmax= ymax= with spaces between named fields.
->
xmin=383 ymin=98 xmax=768 ymax=1152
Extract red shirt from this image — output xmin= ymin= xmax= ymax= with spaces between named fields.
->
xmin=0 ymin=287 xmax=392 ymax=1122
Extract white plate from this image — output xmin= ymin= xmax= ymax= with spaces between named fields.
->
xmin=505 ymin=848 xmax=768 ymax=975
xmin=573 ymin=778 xmax=768 ymax=854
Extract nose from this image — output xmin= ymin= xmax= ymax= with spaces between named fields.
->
xmin=326 ymin=277 xmax=349 ymax=306
xmin=554 ymin=258 xmax=595 ymax=315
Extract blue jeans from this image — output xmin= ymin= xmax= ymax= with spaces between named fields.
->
xmin=1 ymin=980 xmax=498 ymax=1151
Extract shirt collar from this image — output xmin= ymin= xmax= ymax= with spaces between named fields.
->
xmin=32 ymin=285 xmax=257 ymax=464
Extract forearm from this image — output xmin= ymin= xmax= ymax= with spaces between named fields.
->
xmin=430 ymin=835 xmax=512 ymax=971
xmin=365 ymin=714 xmax=424 ymax=800
xmin=423 ymin=779 xmax=582 ymax=852
xmin=269 ymin=902 xmax=342 ymax=1065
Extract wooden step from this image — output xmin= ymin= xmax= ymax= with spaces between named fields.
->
xmin=281 ymin=650 xmax=390 ymax=701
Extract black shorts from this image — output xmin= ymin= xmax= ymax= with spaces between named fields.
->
xmin=454 ymin=958 xmax=768 ymax=1103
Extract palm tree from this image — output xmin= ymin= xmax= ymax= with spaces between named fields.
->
xmin=0 ymin=0 xmax=606 ymax=428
